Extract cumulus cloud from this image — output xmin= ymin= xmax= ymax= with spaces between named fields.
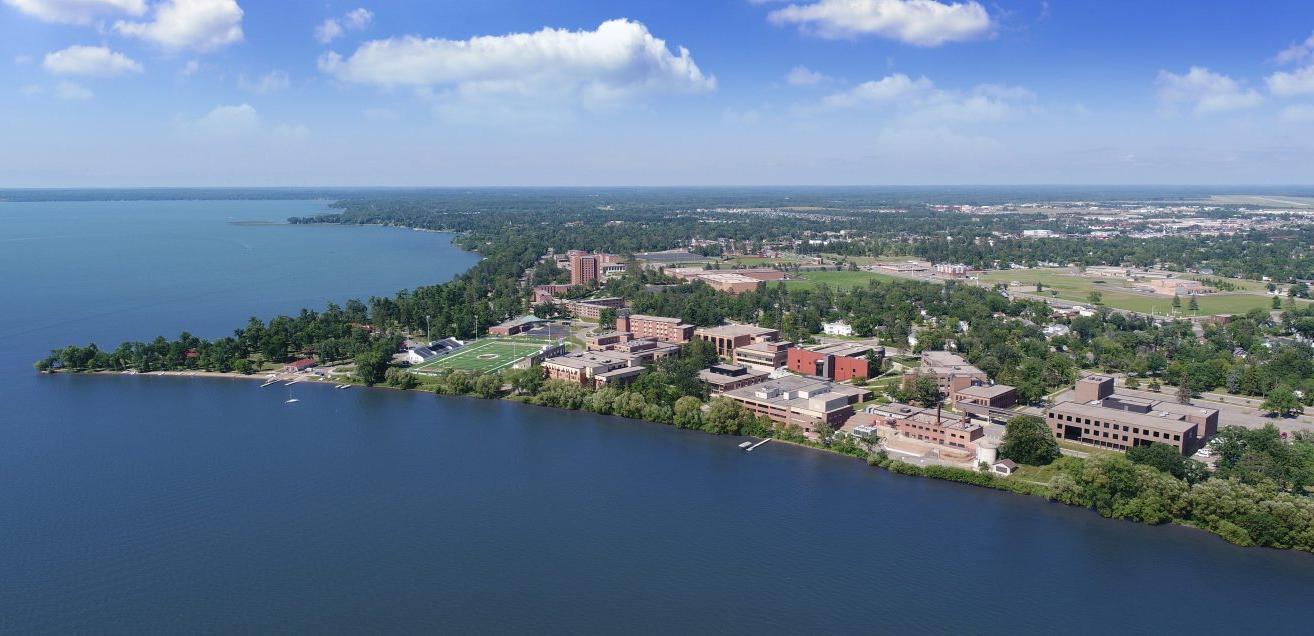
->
xmin=1275 ymin=31 xmax=1314 ymax=65
xmin=2 ymin=0 xmax=144 ymax=24
xmin=318 ymin=18 xmax=714 ymax=108
xmin=816 ymin=73 xmax=1030 ymax=122
xmin=767 ymin=0 xmax=992 ymax=46
xmin=238 ymin=69 xmax=290 ymax=93
xmin=314 ymin=18 xmax=344 ymax=43
xmin=180 ymin=103 xmax=308 ymax=140
xmin=54 ymin=80 xmax=94 ymax=100
xmin=315 ymin=7 xmax=371 ymax=43
xmin=114 ymin=0 xmax=243 ymax=52
xmin=785 ymin=65 xmax=830 ymax=86
xmin=1267 ymin=64 xmax=1314 ymax=96
xmin=1156 ymin=67 xmax=1262 ymax=114
xmin=43 ymin=45 xmax=143 ymax=76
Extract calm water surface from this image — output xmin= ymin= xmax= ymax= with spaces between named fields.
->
xmin=1 ymin=200 xmax=1311 ymax=633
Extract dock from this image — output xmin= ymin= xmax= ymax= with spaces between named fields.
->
xmin=745 ymin=438 xmax=772 ymax=452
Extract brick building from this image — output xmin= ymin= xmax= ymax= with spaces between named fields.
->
xmin=1045 ymin=376 xmax=1219 ymax=454
xmin=787 ymin=343 xmax=883 ymax=382
xmin=695 ymin=324 xmax=779 ymax=357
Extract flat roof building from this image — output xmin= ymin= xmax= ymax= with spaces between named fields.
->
xmin=906 ymin=350 xmax=989 ymax=392
xmin=620 ymin=313 xmax=694 ymax=343
xmin=866 ymin=402 xmax=984 ymax=453
xmin=721 ymin=375 xmax=871 ymax=435
xmin=788 ymin=343 xmax=882 ymax=382
xmin=1045 ymin=376 xmax=1218 ymax=454
xmin=695 ymin=323 xmax=779 ymax=357
xmin=698 ymin=363 xmax=770 ymax=394
xmin=952 ymin=382 xmax=1018 ymax=423
xmin=488 ymin=315 xmax=551 ymax=336
xmin=734 ymin=340 xmax=794 ymax=371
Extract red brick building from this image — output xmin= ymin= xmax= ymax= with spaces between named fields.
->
xmin=787 ymin=343 xmax=882 ymax=382
xmin=619 ymin=312 xmax=695 ymax=343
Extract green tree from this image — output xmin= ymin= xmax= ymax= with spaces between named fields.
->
xmin=703 ymin=397 xmax=753 ymax=435
xmin=1176 ymin=380 xmax=1192 ymax=405
xmin=1171 ymin=294 xmax=1181 ymax=309
xmin=1124 ymin=376 xmax=1140 ymax=390
xmin=1273 ymin=295 xmax=1283 ymax=310
xmin=1188 ymin=295 xmax=1199 ymax=312
xmin=673 ymin=395 xmax=704 ymax=429
xmin=1088 ymin=291 xmax=1103 ymax=305
xmin=1127 ymin=442 xmax=1191 ymax=480
xmin=354 ymin=349 xmax=389 ymax=386
xmin=998 ymin=415 xmax=1060 ymax=466
xmin=1262 ymin=384 xmax=1302 ymax=417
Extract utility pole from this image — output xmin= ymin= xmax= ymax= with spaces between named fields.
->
xmin=425 ymin=315 xmax=431 ymax=343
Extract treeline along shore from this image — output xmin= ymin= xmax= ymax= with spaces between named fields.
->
xmin=37 ymin=191 xmax=1314 ymax=553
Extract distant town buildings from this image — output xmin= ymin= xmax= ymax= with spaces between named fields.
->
xmin=1046 ymin=376 xmax=1219 ymax=454
xmin=664 ymin=267 xmax=786 ymax=294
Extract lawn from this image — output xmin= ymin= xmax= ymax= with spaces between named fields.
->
xmin=976 ymin=268 xmax=1281 ymax=316
xmin=782 ymin=269 xmax=904 ymax=290
xmin=411 ymin=337 xmax=552 ymax=374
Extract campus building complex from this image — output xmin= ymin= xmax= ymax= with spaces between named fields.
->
xmin=951 ymin=382 xmax=1018 ymax=423
xmin=698 ymin=363 xmax=771 ymax=394
xmin=866 ymin=402 xmax=985 ymax=453
xmin=565 ymin=250 xmax=625 ymax=285
xmin=1045 ymin=376 xmax=1219 ymax=454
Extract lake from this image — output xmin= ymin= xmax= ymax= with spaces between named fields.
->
xmin=1 ymin=200 xmax=1311 ymax=633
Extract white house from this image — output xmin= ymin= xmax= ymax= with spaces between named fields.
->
xmin=822 ymin=321 xmax=853 ymax=337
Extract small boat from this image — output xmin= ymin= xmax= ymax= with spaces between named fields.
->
xmin=285 ymin=398 xmax=300 ymax=404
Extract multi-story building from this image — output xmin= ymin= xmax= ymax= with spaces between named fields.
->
xmin=619 ymin=312 xmax=695 ymax=343
xmin=866 ymin=402 xmax=984 ymax=452
xmin=567 ymin=250 xmax=624 ymax=285
xmin=952 ymin=382 xmax=1018 ymax=423
xmin=721 ymin=376 xmax=871 ymax=435
xmin=695 ymin=324 xmax=780 ymax=357
xmin=734 ymin=340 xmax=794 ymax=371
xmin=1045 ymin=376 xmax=1219 ymax=454
xmin=787 ymin=343 xmax=882 ymax=382
xmin=541 ymin=351 xmax=634 ymax=387
xmin=697 ymin=273 xmax=763 ymax=294
xmin=905 ymin=351 xmax=989 ymax=393
xmin=821 ymin=321 xmax=853 ymax=336
xmin=564 ymin=297 xmax=625 ymax=321
xmin=532 ymin=284 xmax=574 ymax=304
xmin=698 ymin=363 xmax=770 ymax=394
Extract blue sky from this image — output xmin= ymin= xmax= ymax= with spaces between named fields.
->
xmin=3 ymin=0 xmax=1314 ymax=186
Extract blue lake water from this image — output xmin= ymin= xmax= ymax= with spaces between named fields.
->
xmin=1 ymin=200 xmax=1312 ymax=633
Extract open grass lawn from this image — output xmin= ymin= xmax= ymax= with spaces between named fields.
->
xmin=782 ymin=269 xmax=904 ymax=290
xmin=412 ymin=337 xmax=552 ymax=374
xmin=977 ymin=268 xmax=1281 ymax=316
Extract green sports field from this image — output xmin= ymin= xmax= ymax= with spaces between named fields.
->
xmin=411 ymin=337 xmax=553 ymax=374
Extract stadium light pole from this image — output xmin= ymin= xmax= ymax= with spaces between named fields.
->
xmin=425 ymin=315 xmax=431 ymax=343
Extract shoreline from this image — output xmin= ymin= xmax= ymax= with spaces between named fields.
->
xmin=45 ymin=367 xmax=1289 ymax=556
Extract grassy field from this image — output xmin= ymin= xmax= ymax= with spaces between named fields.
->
xmin=782 ymin=270 xmax=905 ymax=290
xmin=411 ymin=337 xmax=552 ymax=374
xmin=976 ymin=268 xmax=1281 ymax=316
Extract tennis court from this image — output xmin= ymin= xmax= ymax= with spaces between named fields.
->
xmin=411 ymin=337 xmax=553 ymax=374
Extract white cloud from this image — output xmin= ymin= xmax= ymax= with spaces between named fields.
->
xmin=19 ymin=84 xmax=46 ymax=96
xmin=1280 ymin=104 xmax=1314 ymax=122
xmin=1275 ymin=31 xmax=1314 ymax=65
xmin=181 ymin=59 xmax=200 ymax=75
xmin=318 ymin=18 xmax=714 ymax=108
xmin=2 ymin=0 xmax=144 ymax=24
xmin=343 ymin=7 xmax=371 ymax=29
xmin=114 ymin=0 xmax=243 ymax=52
xmin=238 ymin=69 xmax=289 ymax=93
xmin=180 ymin=103 xmax=308 ymax=141
xmin=314 ymin=18 xmax=343 ymax=43
xmin=1156 ymin=67 xmax=1262 ymax=114
xmin=42 ymin=45 xmax=143 ymax=76
xmin=315 ymin=7 xmax=371 ymax=43
xmin=54 ymin=80 xmax=93 ymax=100
xmin=817 ymin=73 xmax=1032 ymax=122
xmin=785 ymin=65 xmax=829 ymax=86
xmin=1267 ymin=64 xmax=1314 ymax=96
xmin=767 ymin=0 xmax=992 ymax=46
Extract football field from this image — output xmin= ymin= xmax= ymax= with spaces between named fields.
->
xmin=411 ymin=337 xmax=553 ymax=374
